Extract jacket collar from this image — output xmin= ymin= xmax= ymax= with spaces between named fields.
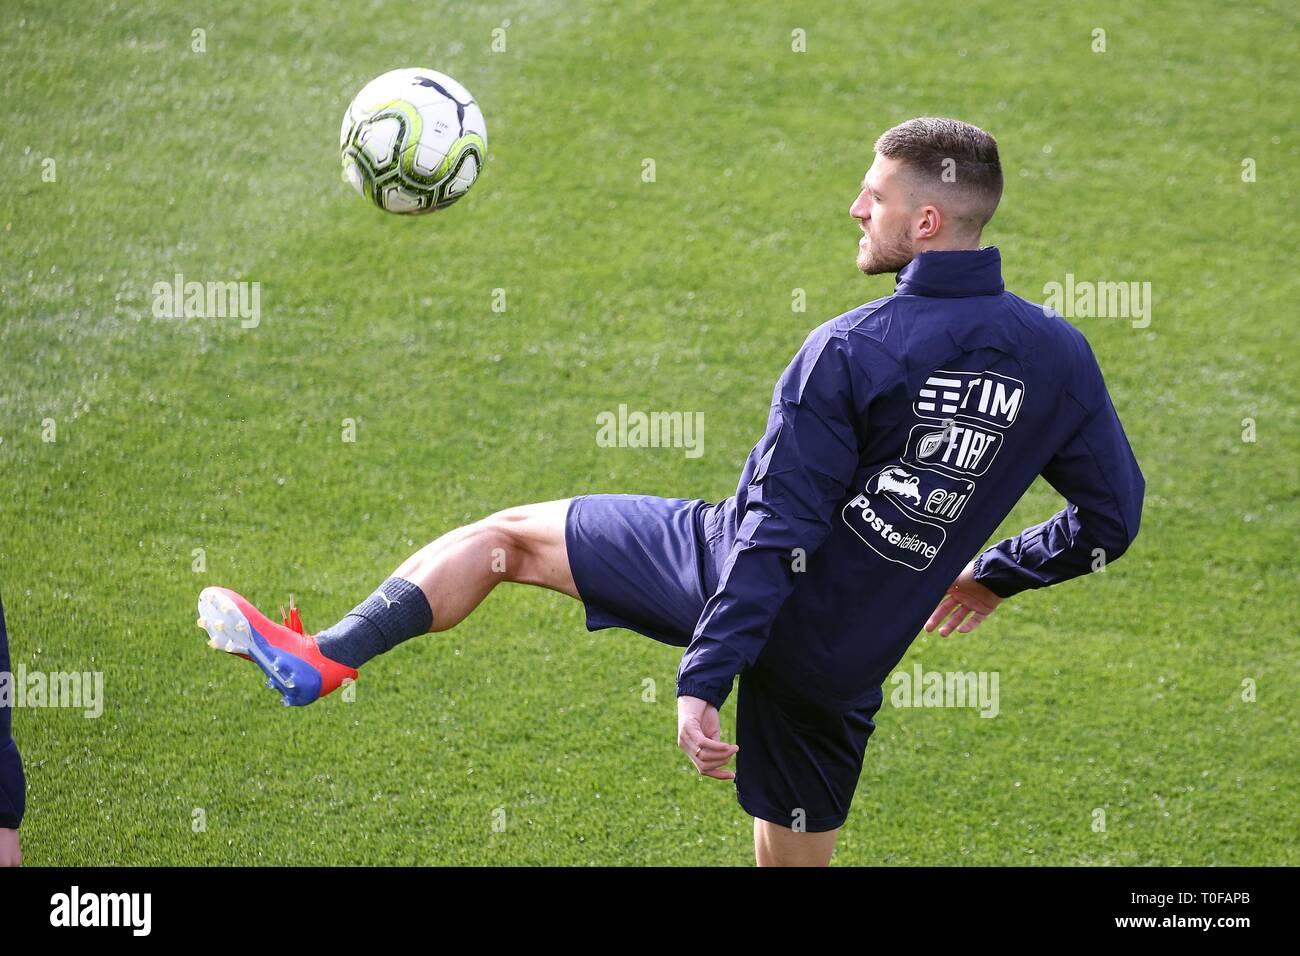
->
xmin=893 ymin=246 xmax=1004 ymax=297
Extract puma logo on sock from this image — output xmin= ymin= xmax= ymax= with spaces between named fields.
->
xmin=374 ymin=589 xmax=400 ymax=609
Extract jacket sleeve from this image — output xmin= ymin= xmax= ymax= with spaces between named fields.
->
xmin=0 ymin=593 xmax=25 ymax=830
xmin=974 ymin=355 xmax=1145 ymax=599
xmin=0 ymin=739 xmax=24 ymax=831
xmin=676 ymin=333 xmax=869 ymax=709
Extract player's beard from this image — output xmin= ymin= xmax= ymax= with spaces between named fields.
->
xmin=857 ymin=222 xmax=914 ymax=275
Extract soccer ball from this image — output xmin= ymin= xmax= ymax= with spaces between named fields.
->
xmin=339 ymin=68 xmax=487 ymax=215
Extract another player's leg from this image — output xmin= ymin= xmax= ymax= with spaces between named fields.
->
xmin=753 ymin=819 xmax=841 ymax=867
xmin=197 ymin=499 xmax=575 ymax=706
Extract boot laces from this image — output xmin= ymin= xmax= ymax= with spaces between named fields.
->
xmin=279 ymin=594 xmax=305 ymax=635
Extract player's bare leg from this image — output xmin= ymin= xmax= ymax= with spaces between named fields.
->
xmin=392 ymin=498 xmax=578 ymax=628
xmin=753 ymin=818 xmax=840 ymax=867
xmin=196 ymin=499 xmax=576 ymax=706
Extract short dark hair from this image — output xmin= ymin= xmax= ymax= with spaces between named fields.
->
xmin=874 ymin=117 xmax=1003 ymax=232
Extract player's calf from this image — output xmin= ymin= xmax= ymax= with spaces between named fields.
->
xmin=392 ymin=498 xmax=577 ymax=632
xmin=195 ymin=500 xmax=578 ymax=705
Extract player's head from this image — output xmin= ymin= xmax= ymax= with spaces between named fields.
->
xmin=851 ymin=117 xmax=1003 ymax=274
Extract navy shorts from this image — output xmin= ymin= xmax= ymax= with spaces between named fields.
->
xmin=564 ymin=493 xmax=883 ymax=832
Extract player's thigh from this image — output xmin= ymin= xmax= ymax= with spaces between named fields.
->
xmin=734 ymin=666 xmax=881 ymax=854
xmin=483 ymin=499 xmax=578 ymax=598
xmin=561 ymin=494 xmax=713 ymax=647
xmin=753 ymin=818 xmax=841 ymax=867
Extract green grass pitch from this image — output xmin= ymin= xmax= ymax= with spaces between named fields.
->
xmin=0 ymin=0 xmax=1296 ymax=865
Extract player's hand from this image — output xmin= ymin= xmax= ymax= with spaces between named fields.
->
xmin=925 ymin=560 xmax=1003 ymax=636
xmin=677 ymin=695 xmax=738 ymax=780
xmin=0 ymin=828 xmax=21 ymax=867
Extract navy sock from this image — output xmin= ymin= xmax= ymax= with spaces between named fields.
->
xmin=315 ymin=577 xmax=433 ymax=669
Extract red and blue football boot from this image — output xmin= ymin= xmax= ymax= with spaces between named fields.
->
xmin=196 ymin=587 xmax=357 ymax=706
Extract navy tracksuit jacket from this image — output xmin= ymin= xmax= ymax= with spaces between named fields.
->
xmin=0 ymin=592 xmax=25 ymax=829
xmin=676 ymin=247 xmax=1145 ymax=710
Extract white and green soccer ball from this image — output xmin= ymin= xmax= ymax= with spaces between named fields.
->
xmin=339 ymin=68 xmax=487 ymax=214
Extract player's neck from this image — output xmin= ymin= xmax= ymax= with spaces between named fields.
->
xmin=913 ymin=234 xmax=983 ymax=255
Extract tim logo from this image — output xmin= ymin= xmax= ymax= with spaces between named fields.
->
xmin=915 ymin=370 xmax=1024 ymax=429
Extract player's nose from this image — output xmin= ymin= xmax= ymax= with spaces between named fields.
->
xmin=849 ymin=190 xmax=869 ymax=222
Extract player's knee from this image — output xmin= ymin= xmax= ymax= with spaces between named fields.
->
xmin=753 ymin=819 xmax=838 ymax=867
xmin=476 ymin=507 xmax=544 ymax=582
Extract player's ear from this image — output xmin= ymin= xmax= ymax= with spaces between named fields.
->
xmin=915 ymin=204 xmax=942 ymax=240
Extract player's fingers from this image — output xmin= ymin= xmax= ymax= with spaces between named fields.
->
xmin=957 ymin=610 xmax=989 ymax=633
xmin=953 ymin=589 xmax=997 ymax=616
xmin=699 ymin=767 xmax=736 ymax=780
xmin=692 ymin=738 xmax=736 ymax=759
xmin=696 ymin=758 xmax=734 ymax=777
xmin=925 ymin=596 xmax=959 ymax=631
xmin=939 ymin=603 xmax=973 ymax=636
xmin=680 ymin=731 xmax=736 ymax=759
xmin=932 ymin=600 xmax=966 ymax=634
xmin=697 ymin=742 xmax=738 ymax=764
xmin=682 ymin=734 xmax=738 ymax=776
